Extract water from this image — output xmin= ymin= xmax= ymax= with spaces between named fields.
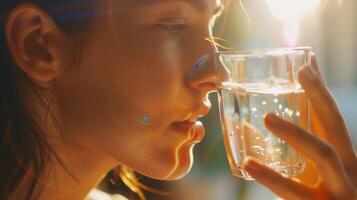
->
xmin=218 ymin=81 xmax=309 ymax=179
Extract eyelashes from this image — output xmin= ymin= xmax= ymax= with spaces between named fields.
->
xmin=157 ymin=18 xmax=189 ymax=34
xmin=160 ymin=23 xmax=188 ymax=34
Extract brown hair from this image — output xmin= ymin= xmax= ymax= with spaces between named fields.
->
xmin=0 ymin=1 xmax=93 ymax=199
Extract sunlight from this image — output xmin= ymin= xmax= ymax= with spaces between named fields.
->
xmin=265 ymin=0 xmax=320 ymax=46
xmin=265 ymin=0 xmax=320 ymax=23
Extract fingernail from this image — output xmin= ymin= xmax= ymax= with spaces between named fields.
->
xmin=300 ymin=66 xmax=316 ymax=82
xmin=194 ymin=54 xmax=209 ymax=69
xmin=243 ymin=157 xmax=261 ymax=172
xmin=264 ymin=113 xmax=280 ymax=126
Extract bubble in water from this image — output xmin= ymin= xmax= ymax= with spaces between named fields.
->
xmin=251 ymin=107 xmax=257 ymax=112
xmin=264 ymin=138 xmax=272 ymax=143
xmin=251 ymin=145 xmax=266 ymax=156
xmin=267 ymin=143 xmax=275 ymax=155
xmin=296 ymin=111 xmax=301 ymax=117
xmin=268 ymin=161 xmax=282 ymax=168
xmin=261 ymin=101 xmax=267 ymax=105
xmin=288 ymin=110 xmax=294 ymax=117
xmin=230 ymin=131 xmax=234 ymax=137
xmin=278 ymin=104 xmax=283 ymax=110
xmin=274 ymin=98 xmax=279 ymax=103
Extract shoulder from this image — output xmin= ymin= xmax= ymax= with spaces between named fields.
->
xmin=86 ymin=189 xmax=129 ymax=200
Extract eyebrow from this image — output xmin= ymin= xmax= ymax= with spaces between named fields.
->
xmin=184 ymin=0 xmax=224 ymax=15
xmin=188 ymin=0 xmax=207 ymax=12
xmin=185 ymin=0 xmax=224 ymax=15
xmin=133 ymin=0 xmax=223 ymax=15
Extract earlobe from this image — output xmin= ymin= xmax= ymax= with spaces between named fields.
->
xmin=5 ymin=3 xmax=69 ymax=83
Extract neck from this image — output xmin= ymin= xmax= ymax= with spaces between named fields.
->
xmin=38 ymin=142 xmax=118 ymax=200
xmin=11 ymin=87 xmax=118 ymax=200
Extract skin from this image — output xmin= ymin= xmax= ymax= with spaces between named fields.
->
xmin=4 ymin=0 xmax=356 ymax=200
xmin=244 ymin=57 xmax=357 ymax=200
xmin=5 ymin=0 xmax=223 ymax=199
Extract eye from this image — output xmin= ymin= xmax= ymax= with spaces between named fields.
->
xmin=157 ymin=18 xmax=188 ymax=34
xmin=159 ymin=23 xmax=188 ymax=34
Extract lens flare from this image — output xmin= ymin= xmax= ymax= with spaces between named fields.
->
xmin=265 ymin=0 xmax=320 ymax=23
xmin=264 ymin=0 xmax=320 ymax=46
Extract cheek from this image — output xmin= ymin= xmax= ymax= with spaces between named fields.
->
xmin=108 ymin=68 xmax=180 ymax=136
xmin=68 ymin=14 xmax=200 ymax=178
xmin=98 ymin=24 xmax=191 ymax=136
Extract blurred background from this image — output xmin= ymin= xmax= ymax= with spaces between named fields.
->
xmin=161 ymin=0 xmax=357 ymax=200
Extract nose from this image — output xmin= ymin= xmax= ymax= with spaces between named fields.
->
xmin=186 ymin=53 xmax=217 ymax=94
xmin=186 ymin=41 xmax=229 ymax=94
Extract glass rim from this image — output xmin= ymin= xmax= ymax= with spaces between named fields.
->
xmin=214 ymin=46 xmax=312 ymax=57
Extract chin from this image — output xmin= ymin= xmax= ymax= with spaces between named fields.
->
xmin=159 ymin=143 xmax=196 ymax=181
xmin=163 ymin=165 xmax=192 ymax=181
xmin=123 ymin=132 xmax=200 ymax=181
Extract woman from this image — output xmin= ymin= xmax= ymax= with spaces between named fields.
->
xmin=0 ymin=0 xmax=356 ymax=199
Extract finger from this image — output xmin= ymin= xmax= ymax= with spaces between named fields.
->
xmin=298 ymin=66 xmax=356 ymax=163
xmin=311 ymin=53 xmax=321 ymax=76
xmin=244 ymin=158 xmax=316 ymax=200
xmin=264 ymin=113 xmax=350 ymax=193
xmin=228 ymin=118 xmax=267 ymax=159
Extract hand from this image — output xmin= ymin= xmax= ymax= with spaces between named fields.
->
xmin=243 ymin=57 xmax=357 ymax=200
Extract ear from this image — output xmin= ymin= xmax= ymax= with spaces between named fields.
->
xmin=5 ymin=3 xmax=71 ymax=83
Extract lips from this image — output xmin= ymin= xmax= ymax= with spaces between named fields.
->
xmin=171 ymin=120 xmax=205 ymax=143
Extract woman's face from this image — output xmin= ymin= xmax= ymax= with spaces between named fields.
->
xmin=58 ymin=0 xmax=223 ymax=180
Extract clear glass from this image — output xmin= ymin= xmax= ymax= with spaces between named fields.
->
xmin=215 ymin=47 xmax=311 ymax=180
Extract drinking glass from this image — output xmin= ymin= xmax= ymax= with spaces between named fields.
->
xmin=215 ymin=47 xmax=312 ymax=180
